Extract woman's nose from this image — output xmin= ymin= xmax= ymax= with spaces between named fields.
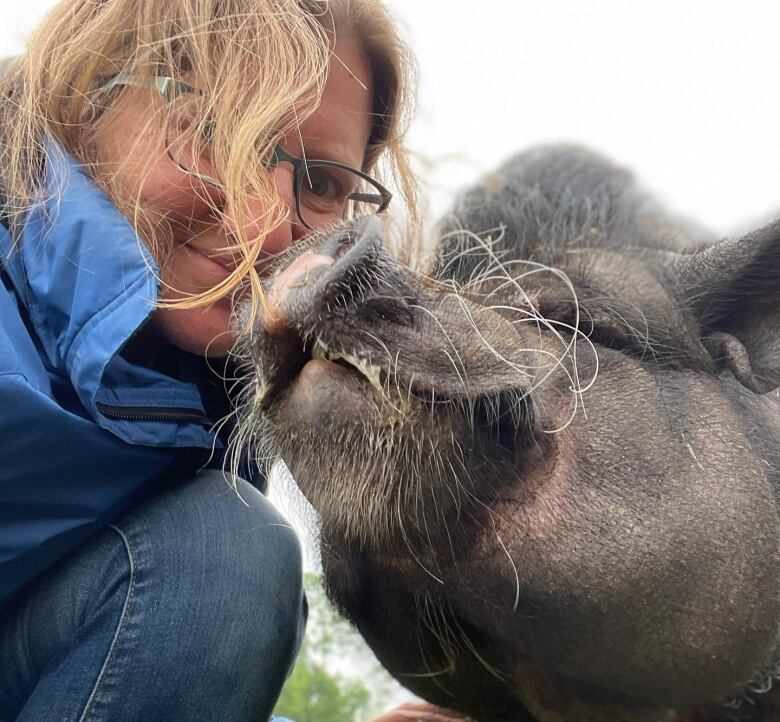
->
xmin=227 ymin=163 xmax=306 ymax=256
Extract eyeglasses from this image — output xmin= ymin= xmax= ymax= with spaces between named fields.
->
xmin=101 ymin=74 xmax=393 ymax=230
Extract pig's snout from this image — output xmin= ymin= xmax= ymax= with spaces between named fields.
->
xmin=264 ymin=250 xmax=335 ymax=334
xmin=262 ymin=216 xmax=383 ymax=335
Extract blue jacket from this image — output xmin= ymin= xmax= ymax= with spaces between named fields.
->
xmin=0 ymin=146 xmax=246 ymax=609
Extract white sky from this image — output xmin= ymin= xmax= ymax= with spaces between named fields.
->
xmin=387 ymin=0 xmax=780 ymax=234
xmin=3 ymin=1 xmax=780 ymax=232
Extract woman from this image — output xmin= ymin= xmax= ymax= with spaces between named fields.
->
xmin=0 ymin=0 xmax=464 ymax=719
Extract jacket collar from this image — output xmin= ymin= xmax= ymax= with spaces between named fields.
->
xmin=1 ymin=143 xmax=217 ymax=449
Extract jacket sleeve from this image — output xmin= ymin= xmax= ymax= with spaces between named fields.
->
xmin=0 ymin=283 xmax=180 ymax=610
xmin=0 ymin=370 xmax=180 ymax=609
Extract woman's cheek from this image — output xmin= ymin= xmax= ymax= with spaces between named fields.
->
xmin=151 ymin=245 xmax=237 ymax=356
xmin=140 ymin=167 xmax=223 ymax=221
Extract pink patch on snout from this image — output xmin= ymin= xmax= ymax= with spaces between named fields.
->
xmin=263 ymin=250 xmax=335 ymax=333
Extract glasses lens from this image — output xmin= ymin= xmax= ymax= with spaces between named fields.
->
xmin=297 ymin=163 xmax=386 ymax=228
xmin=165 ymin=92 xmax=217 ymax=182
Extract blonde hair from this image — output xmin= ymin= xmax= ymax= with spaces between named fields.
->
xmin=0 ymin=0 xmax=416 ymax=325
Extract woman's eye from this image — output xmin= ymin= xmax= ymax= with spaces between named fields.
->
xmin=201 ymin=120 xmax=216 ymax=142
xmin=299 ymin=165 xmax=361 ymax=217
xmin=169 ymin=94 xmax=214 ymax=142
xmin=305 ymin=168 xmax=344 ymax=200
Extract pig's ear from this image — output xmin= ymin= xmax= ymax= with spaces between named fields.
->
xmin=677 ymin=218 xmax=780 ymax=393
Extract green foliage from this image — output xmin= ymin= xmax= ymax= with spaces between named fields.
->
xmin=273 ymin=573 xmax=400 ymax=722
xmin=274 ymin=648 xmax=371 ymax=722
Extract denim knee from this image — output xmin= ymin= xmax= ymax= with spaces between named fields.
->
xmin=113 ymin=468 xmax=306 ymax=676
xmin=86 ymin=469 xmax=306 ymax=720
xmin=2 ymin=469 xmax=307 ymax=722
xmin=0 ymin=517 xmax=138 ymax=721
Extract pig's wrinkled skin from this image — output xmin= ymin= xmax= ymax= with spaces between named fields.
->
xmin=238 ymin=146 xmax=780 ymax=722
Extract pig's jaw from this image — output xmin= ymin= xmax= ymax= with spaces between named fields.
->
xmin=266 ymin=359 xmax=542 ymax=554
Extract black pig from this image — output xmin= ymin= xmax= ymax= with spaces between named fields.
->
xmin=237 ymin=146 xmax=780 ymax=722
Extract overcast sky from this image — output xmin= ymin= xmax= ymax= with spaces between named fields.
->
xmin=388 ymin=0 xmax=780 ymax=234
xmin=4 ymin=1 xmax=780 ymax=233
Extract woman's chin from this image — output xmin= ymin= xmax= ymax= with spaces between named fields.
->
xmin=151 ymin=303 xmax=237 ymax=358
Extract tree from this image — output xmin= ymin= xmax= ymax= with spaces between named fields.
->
xmin=274 ymin=646 xmax=371 ymax=722
xmin=273 ymin=573 xmax=405 ymax=722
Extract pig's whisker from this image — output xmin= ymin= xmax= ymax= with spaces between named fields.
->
xmin=397 ymin=496 xmax=445 ymax=585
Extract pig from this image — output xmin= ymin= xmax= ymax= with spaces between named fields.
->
xmin=236 ymin=145 xmax=780 ymax=722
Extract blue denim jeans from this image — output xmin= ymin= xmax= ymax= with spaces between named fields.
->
xmin=0 ymin=470 xmax=306 ymax=722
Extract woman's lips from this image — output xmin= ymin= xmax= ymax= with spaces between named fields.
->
xmin=207 ymin=252 xmax=239 ymax=273
xmin=191 ymin=241 xmax=239 ymax=270
xmin=193 ymin=246 xmax=279 ymax=275
xmin=183 ymin=245 xmax=235 ymax=284
xmin=187 ymin=239 xmax=296 ymax=283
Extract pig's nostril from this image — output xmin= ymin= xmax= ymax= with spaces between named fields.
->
xmin=316 ymin=231 xmax=356 ymax=262
xmin=316 ymin=218 xmax=381 ymax=264
xmin=333 ymin=236 xmax=353 ymax=261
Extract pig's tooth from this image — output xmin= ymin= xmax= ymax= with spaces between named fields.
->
xmin=358 ymin=359 xmax=382 ymax=389
xmin=314 ymin=345 xmax=383 ymax=388
xmin=311 ymin=339 xmax=328 ymax=360
xmin=348 ymin=353 xmax=382 ymax=389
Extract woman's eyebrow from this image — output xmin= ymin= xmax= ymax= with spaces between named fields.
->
xmin=298 ymin=138 xmax=364 ymax=168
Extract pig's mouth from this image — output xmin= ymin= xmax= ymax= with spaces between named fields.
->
xmin=242 ymin=216 xmax=540 ymax=420
xmin=261 ymin=333 xmax=392 ymax=417
xmin=239 ymin=217 xmax=416 ymax=411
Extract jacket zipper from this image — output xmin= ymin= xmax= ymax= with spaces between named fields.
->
xmin=96 ymin=401 xmax=212 ymax=426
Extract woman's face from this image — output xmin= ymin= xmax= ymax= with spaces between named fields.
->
xmin=94 ymin=38 xmax=374 ymax=357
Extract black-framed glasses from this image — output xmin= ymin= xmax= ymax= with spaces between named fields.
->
xmin=102 ymin=74 xmax=393 ymax=230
